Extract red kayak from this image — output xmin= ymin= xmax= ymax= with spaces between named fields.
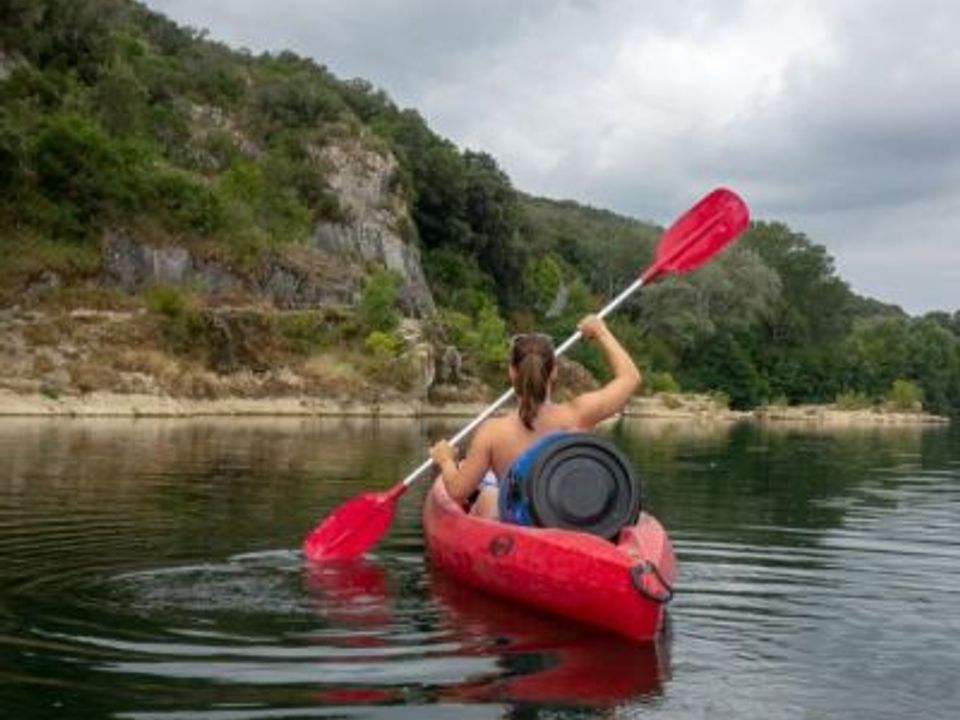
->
xmin=422 ymin=478 xmax=676 ymax=641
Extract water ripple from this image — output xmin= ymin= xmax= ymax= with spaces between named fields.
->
xmin=2 ymin=419 xmax=959 ymax=719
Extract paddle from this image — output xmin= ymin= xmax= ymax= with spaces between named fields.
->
xmin=302 ymin=187 xmax=750 ymax=562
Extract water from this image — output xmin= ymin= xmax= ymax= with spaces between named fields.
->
xmin=1 ymin=417 xmax=958 ymax=719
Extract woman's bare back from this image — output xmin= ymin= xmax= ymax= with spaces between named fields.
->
xmin=485 ymin=403 xmax=582 ymax=479
xmin=429 ymin=315 xmax=641 ymax=509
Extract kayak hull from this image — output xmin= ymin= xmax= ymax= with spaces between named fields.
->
xmin=422 ymin=478 xmax=676 ymax=641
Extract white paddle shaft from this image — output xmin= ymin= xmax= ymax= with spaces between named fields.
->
xmin=401 ymin=275 xmax=646 ymax=488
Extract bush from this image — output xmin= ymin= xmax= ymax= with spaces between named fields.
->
xmin=359 ymin=269 xmax=401 ymax=333
xmin=254 ymin=72 xmax=347 ymax=128
xmin=145 ymin=284 xmax=190 ymax=316
xmin=886 ymin=379 xmax=923 ymax=412
xmin=364 ymin=330 xmax=403 ymax=357
xmin=276 ymin=312 xmax=341 ymax=355
xmin=647 ymin=370 xmax=680 ymax=394
xmin=0 ymin=232 xmax=101 ymax=303
xmin=144 ymin=285 xmax=204 ymax=352
xmin=216 ymin=161 xmax=312 ymax=249
xmin=39 ymin=383 xmax=61 ymax=401
xmin=363 ymin=331 xmax=417 ymax=390
xmin=149 ymin=169 xmax=224 ymax=234
xmin=472 ymin=303 xmax=509 ymax=367
xmin=423 ymin=247 xmax=495 ymax=308
xmin=835 ymin=390 xmax=873 ymax=411
xmin=437 ymin=296 xmax=509 ymax=382
xmin=31 ymin=114 xmax=143 ymax=237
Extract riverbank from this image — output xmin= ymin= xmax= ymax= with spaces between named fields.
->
xmin=0 ymin=389 xmax=949 ymax=425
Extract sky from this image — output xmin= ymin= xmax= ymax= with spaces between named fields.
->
xmin=144 ymin=0 xmax=960 ymax=315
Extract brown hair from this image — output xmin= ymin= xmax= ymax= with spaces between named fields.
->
xmin=511 ymin=334 xmax=555 ymax=430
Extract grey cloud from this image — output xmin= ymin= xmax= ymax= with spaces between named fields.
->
xmin=144 ymin=0 xmax=960 ymax=313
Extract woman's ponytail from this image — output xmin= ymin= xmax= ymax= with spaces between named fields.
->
xmin=511 ymin=334 xmax=555 ymax=430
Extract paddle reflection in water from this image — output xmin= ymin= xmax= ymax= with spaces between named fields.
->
xmin=303 ymin=559 xmax=394 ymax=630
xmin=302 ymin=555 xmax=670 ymax=710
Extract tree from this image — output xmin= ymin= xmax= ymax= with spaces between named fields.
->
xmin=31 ymin=113 xmax=142 ymax=237
xmin=523 ymin=253 xmax=564 ymax=316
xmin=906 ymin=317 xmax=959 ymax=414
xmin=683 ymin=332 xmax=767 ymax=409
xmin=845 ymin=316 xmax=911 ymax=397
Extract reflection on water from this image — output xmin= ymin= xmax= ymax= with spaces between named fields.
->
xmin=0 ymin=417 xmax=959 ymax=718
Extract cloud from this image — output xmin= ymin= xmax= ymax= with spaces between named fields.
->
xmin=144 ymin=0 xmax=960 ymax=314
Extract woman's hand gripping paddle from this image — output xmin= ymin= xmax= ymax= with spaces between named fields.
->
xmin=302 ymin=187 xmax=750 ymax=562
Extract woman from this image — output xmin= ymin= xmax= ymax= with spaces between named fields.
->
xmin=429 ymin=314 xmax=641 ymax=521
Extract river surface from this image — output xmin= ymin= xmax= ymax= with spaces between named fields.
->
xmin=0 ymin=417 xmax=958 ymax=719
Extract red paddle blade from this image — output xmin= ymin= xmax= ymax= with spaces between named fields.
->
xmin=302 ymin=485 xmax=405 ymax=562
xmin=644 ymin=188 xmax=750 ymax=281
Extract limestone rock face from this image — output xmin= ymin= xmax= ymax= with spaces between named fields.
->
xmin=312 ymin=141 xmax=434 ymax=317
xmin=103 ymin=231 xmax=196 ymax=291
xmin=102 ymin=230 xmax=358 ymax=307
xmin=100 ymin=139 xmax=434 ymax=316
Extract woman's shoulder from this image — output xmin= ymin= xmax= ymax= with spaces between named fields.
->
xmin=481 ymin=414 xmax=513 ymax=436
xmin=540 ymin=401 xmax=586 ymax=430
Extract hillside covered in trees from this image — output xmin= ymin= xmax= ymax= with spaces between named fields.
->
xmin=1 ymin=0 xmax=958 ymax=415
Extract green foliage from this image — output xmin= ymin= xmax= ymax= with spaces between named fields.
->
xmin=93 ymin=60 xmax=148 ymax=135
xmin=422 ymin=247 xmax=483 ymax=297
xmin=886 ymin=379 xmax=923 ymax=412
xmin=39 ymin=383 xmax=61 ymax=400
xmin=905 ymin=316 xmax=959 ymax=414
xmin=362 ymin=330 xmax=419 ymax=391
xmin=472 ymin=303 xmax=510 ymax=367
xmin=254 ymin=58 xmax=347 ymax=129
xmin=519 ymin=195 xmax=657 ymax=298
xmin=275 ymin=312 xmax=342 ymax=355
xmin=149 ymin=168 xmax=225 ymax=233
xmin=0 ymin=231 xmax=101 ymax=303
xmin=647 ymin=371 xmax=680 ymax=394
xmin=214 ymin=161 xmax=312 ymax=256
xmin=684 ymin=333 xmax=768 ymax=410
xmin=359 ymin=269 xmax=401 ymax=333
xmin=523 ymin=253 xmax=564 ymax=316
xmin=835 ymin=390 xmax=874 ymax=411
xmin=567 ymin=315 xmax=643 ymax=383
xmin=438 ymin=294 xmax=509 ymax=382
xmin=30 ymin=113 xmax=143 ymax=237
xmin=373 ymin=109 xmax=524 ymax=309
xmin=0 ymin=112 xmax=28 ymax=194
xmin=4 ymin=0 xmax=959 ymax=415
xmin=184 ymin=43 xmax=247 ymax=107
xmin=742 ymin=221 xmax=855 ymax=343
xmin=8 ymin=0 xmax=120 ymax=84
xmin=144 ymin=284 xmax=190 ymax=316
xmin=845 ymin=315 xmax=911 ymax=395
xmin=364 ymin=330 xmax=403 ymax=357
xmin=144 ymin=284 xmax=204 ymax=351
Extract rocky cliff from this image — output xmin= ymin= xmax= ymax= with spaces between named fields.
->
xmin=100 ymin=138 xmax=434 ymax=317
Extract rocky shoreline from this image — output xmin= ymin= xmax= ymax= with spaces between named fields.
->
xmin=0 ymin=389 xmax=949 ymax=425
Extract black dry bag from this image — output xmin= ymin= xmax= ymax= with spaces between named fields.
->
xmin=525 ymin=433 xmax=641 ymax=540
